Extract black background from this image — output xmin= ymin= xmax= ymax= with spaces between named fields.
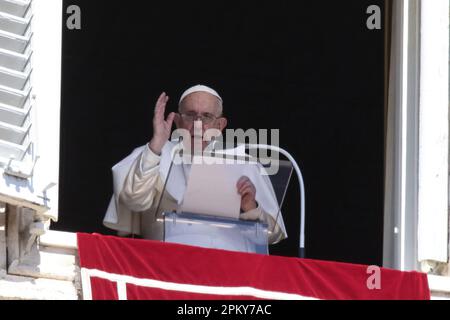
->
xmin=56 ymin=0 xmax=385 ymax=266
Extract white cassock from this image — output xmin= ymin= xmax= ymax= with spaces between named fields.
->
xmin=103 ymin=141 xmax=287 ymax=253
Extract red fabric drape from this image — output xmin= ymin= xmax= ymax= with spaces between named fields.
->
xmin=77 ymin=233 xmax=430 ymax=300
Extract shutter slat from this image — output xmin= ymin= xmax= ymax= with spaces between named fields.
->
xmin=0 ymin=12 xmax=30 ymax=36
xmin=0 ymin=30 xmax=29 ymax=54
xmin=0 ymin=0 xmax=31 ymax=163
xmin=0 ymin=0 xmax=31 ymax=19
xmin=0 ymin=66 xmax=28 ymax=90
xmin=0 ymin=138 xmax=28 ymax=160
xmin=0 ymin=48 xmax=29 ymax=72
xmin=0 ymin=85 xmax=29 ymax=108
xmin=0 ymin=102 xmax=28 ymax=126
xmin=0 ymin=120 xmax=29 ymax=144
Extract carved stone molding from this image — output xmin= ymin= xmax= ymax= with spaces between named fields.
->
xmin=1 ymin=203 xmax=81 ymax=299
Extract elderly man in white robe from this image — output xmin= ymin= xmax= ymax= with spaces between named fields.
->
xmin=103 ymin=85 xmax=287 ymax=253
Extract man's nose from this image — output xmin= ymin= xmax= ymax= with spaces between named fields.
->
xmin=191 ymin=120 xmax=204 ymax=136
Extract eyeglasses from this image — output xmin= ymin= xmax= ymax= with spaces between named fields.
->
xmin=180 ymin=112 xmax=220 ymax=124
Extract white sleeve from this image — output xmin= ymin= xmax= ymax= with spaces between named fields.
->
xmin=119 ymin=145 xmax=165 ymax=212
xmin=240 ymin=205 xmax=285 ymax=244
xmin=140 ymin=144 xmax=162 ymax=174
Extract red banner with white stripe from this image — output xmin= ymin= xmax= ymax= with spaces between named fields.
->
xmin=77 ymin=233 xmax=430 ymax=300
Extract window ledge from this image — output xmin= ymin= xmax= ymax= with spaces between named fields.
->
xmin=428 ymin=275 xmax=450 ymax=299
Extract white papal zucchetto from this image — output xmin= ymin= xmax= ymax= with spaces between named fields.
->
xmin=179 ymin=85 xmax=223 ymax=105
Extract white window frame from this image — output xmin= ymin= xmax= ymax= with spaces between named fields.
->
xmin=417 ymin=0 xmax=449 ymax=265
xmin=29 ymin=0 xmax=62 ymax=220
xmin=384 ymin=0 xmax=420 ymax=272
xmin=383 ymin=0 xmax=450 ymax=274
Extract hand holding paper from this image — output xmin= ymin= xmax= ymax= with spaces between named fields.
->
xmin=237 ymin=176 xmax=257 ymax=212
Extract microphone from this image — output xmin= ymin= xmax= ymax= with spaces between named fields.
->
xmin=155 ymin=137 xmax=185 ymax=220
xmin=244 ymin=144 xmax=306 ymax=259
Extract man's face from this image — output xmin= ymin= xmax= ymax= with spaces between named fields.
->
xmin=175 ymin=92 xmax=227 ymax=152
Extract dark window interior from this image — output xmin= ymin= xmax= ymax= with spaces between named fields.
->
xmin=56 ymin=0 xmax=385 ymax=266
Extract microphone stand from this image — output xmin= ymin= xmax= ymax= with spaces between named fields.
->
xmin=244 ymin=144 xmax=306 ymax=258
xmin=154 ymin=138 xmax=184 ymax=223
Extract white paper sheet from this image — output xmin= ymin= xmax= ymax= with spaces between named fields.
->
xmin=180 ymin=156 xmax=250 ymax=219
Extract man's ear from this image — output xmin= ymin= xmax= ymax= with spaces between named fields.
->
xmin=173 ymin=113 xmax=181 ymax=128
xmin=217 ymin=117 xmax=228 ymax=132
